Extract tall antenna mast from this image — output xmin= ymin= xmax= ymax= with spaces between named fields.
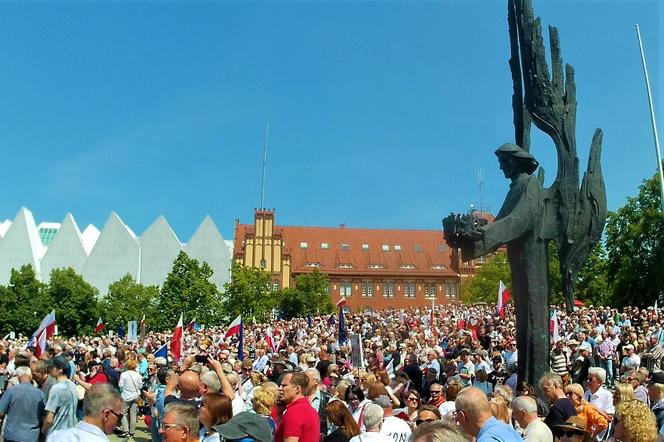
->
xmin=260 ymin=122 xmax=269 ymax=209
xmin=475 ymin=168 xmax=486 ymax=213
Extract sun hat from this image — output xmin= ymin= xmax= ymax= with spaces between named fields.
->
xmin=554 ymin=416 xmax=591 ymax=442
xmin=213 ymin=412 xmax=272 ymax=442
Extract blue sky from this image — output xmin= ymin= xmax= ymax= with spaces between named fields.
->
xmin=0 ymin=1 xmax=661 ymax=242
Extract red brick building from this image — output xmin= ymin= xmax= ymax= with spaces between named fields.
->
xmin=233 ymin=209 xmax=467 ymax=310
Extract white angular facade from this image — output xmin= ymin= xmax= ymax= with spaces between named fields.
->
xmin=0 ymin=208 xmax=232 ymax=296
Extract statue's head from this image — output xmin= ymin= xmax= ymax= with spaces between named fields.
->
xmin=494 ymin=143 xmax=539 ymax=177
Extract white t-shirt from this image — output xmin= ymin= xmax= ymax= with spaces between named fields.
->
xmin=350 ymin=431 xmax=394 ymax=442
xmin=118 ymin=370 xmax=143 ymax=402
xmin=379 ymin=416 xmax=411 ymax=442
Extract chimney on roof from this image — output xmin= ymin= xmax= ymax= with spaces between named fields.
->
xmin=340 ymin=223 xmax=345 ymax=228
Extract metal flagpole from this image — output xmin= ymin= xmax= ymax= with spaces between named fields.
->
xmin=260 ymin=122 xmax=269 ymax=209
xmin=635 ymin=24 xmax=664 ymax=214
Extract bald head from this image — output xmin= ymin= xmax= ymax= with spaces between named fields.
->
xmin=455 ymin=387 xmax=492 ymax=437
xmin=178 ymin=370 xmax=201 ymax=399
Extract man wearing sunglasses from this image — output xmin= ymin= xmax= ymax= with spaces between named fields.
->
xmin=159 ymin=402 xmax=200 ymax=442
xmin=47 ymin=384 xmax=122 ymax=441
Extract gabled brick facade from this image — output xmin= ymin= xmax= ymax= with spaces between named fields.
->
xmin=234 ymin=209 xmax=466 ymax=310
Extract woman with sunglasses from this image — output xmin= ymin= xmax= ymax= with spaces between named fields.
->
xmin=396 ymin=390 xmax=421 ymax=426
xmin=563 ymin=383 xmax=608 ymax=440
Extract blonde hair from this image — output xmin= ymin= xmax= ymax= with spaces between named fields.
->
xmin=489 ymin=396 xmax=510 ymax=424
xmin=125 ymin=359 xmax=138 ymax=371
xmin=251 ymin=387 xmax=276 ymax=416
xmin=564 ymin=383 xmax=585 ymax=402
xmin=615 ymin=400 xmax=658 ymax=442
xmin=613 ymin=383 xmax=634 ymax=404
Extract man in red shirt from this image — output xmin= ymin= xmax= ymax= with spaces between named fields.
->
xmin=275 ymin=372 xmax=320 ymax=442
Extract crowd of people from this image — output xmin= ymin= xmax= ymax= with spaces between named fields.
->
xmin=1 ymin=302 xmax=664 ymax=441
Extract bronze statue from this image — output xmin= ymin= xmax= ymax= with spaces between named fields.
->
xmin=443 ymin=0 xmax=607 ymax=387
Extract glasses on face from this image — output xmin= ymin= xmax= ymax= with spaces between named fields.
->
xmin=407 ymin=396 xmax=419 ymax=402
xmin=415 ymin=418 xmax=434 ymax=426
xmin=430 ymin=390 xmax=442 ymax=395
xmin=555 ymin=430 xmax=584 ymax=438
xmin=106 ymin=409 xmax=123 ymax=420
xmin=161 ymin=423 xmax=187 ymax=431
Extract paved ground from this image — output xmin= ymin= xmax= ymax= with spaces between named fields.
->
xmin=109 ymin=420 xmax=153 ymax=442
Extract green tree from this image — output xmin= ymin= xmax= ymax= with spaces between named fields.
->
xmin=0 ymin=265 xmax=50 ymax=335
xmin=605 ymin=170 xmax=664 ymax=307
xmin=574 ymin=242 xmax=610 ymax=306
xmin=157 ymin=251 xmax=224 ymax=329
xmin=99 ymin=275 xmax=159 ymax=331
xmin=222 ymin=261 xmax=274 ymax=322
xmin=461 ymin=251 xmax=511 ymax=303
xmin=276 ymin=269 xmax=334 ymax=319
xmin=47 ymin=268 xmax=99 ymax=337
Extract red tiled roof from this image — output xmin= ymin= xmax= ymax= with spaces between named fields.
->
xmin=235 ymin=222 xmax=457 ymax=277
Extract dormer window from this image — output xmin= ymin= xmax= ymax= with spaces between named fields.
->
xmin=306 ymin=262 xmax=321 ymax=267
xmin=361 ymin=244 xmax=369 ymax=251
xmin=300 ymin=242 xmax=308 ymax=249
xmin=341 ymin=243 xmax=350 ymax=251
xmin=382 ymin=244 xmax=389 ymax=251
xmin=339 ymin=263 xmax=353 ymax=269
xmin=321 ymin=243 xmax=329 ymax=249
xmin=400 ymin=264 xmax=415 ymax=269
xmin=432 ymin=264 xmax=446 ymax=270
xmin=368 ymin=264 xmax=384 ymax=269
xmin=394 ymin=244 xmax=402 ymax=251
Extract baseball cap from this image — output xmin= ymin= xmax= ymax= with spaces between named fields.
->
xmin=647 ymin=371 xmax=664 ymax=385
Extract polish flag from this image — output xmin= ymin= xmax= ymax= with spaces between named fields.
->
xmin=33 ymin=310 xmax=56 ymax=339
xmin=497 ymin=281 xmax=511 ymax=319
xmin=224 ymin=315 xmax=242 ymax=339
xmin=33 ymin=328 xmax=47 ymax=358
xmin=95 ymin=317 xmax=105 ymax=334
xmin=654 ymin=301 xmax=659 ymax=318
xmin=550 ymin=309 xmax=561 ymax=343
xmin=170 ymin=314 xmax=184 ymax=361
xmin=140 ymin=315 xmax=145 ymax=327
xmin=187 ymin=318 xmax=197 ymax=332
xmin=336 ymin=297 xmax=347 ymax=308
xmin=265 ymin=326 xmax=276 ymax=352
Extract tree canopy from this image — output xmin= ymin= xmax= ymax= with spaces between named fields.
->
xmin=99 ymin=274 xmax=159 ymax=332
xmin=46 ymin=268 xmax=99 ymax=337
xmin=157 ymin=251 xmax=224 ymax=329
xmin=605 ymin=170 xmax=664 ymax=307
xmin=277 ymin=269 xmax=333 ymax=318
xmin=222 ymin=261 xmax=275 ymax=322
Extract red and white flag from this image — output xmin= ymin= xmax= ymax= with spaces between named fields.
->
xmin=265 ymin=326 xmax=276 ymax=352
xmin=336 ymin=297 xmax=347 ymax=308
xmin=95 ymin=317 xmax=105 ymax=334
xmin=34 ymin=310 xmax=56 ymax=339
xmin=224 ymin=315 xmax=242 ymax=339
xmin=170 ymin=314 xmax=183 ymax=361
xmin=140 ymin=315 xmax=145 ymax=327
xmin=497 ymin=280 xmax=511 ymax=319
xmin=187 ymin=318 xmax=197 ymax=332
xmin=33 ymin=328 xmax=47 ymax=358
xmin=550 ymin=309 xmax=561 ymax=343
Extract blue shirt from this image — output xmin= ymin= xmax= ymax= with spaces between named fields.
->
xmin=476 ymin=416 xmax=522 ymax=442
xmin=0 ymin=382 xmax=45 ymax=442
xmin=47 ymin=420 xmax=109 ymax=441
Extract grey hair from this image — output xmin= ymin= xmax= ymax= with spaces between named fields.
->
xmin=164 ymin=402 xmax=200 ymax=435
xmin=410 ymin=419 xmax=469 ymax=442
xmin=200 ymin=370 xmax=221 ymax=393
xmin=511 ymin=396 xmax=537 ymax=415
xmin=362 ymin=403 xmax=384 ymax=430
xmin=538 ymin=372 xmax=562 ymax=390
xmin=225 ymin=371 xmax=239 ymax=389
xmin=305 ymin=367 xmax=321 ymax=382
xmin=15 ymin=366 xmax=32 ymax=378
xmin=83 ymin=384 xmax=121 ymax=417
xmin=588 ymin=367 xmax=606 ymax=384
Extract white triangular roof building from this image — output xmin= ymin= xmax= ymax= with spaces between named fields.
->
xmin=0 ymin=208 xmax=43 ymax=284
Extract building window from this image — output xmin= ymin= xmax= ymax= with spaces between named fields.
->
xmin=400 ymin=264 xmax=415 ymax=269
xmin=394 ymin=244 xmax=402 ymax=251
xmin=321 ymin=242 xmax=329 ymax=249
xmin=424 ymin=282 xmax=437 ymax=298
xmin=382 ymin=244 xmax=389 ymax=251
xmin=438 ymin=244 xmax=447 ymax=253
xmin=339 ymin=263 xmax=353 ymax=269
xmin=432 ymin=264 xmax=445 ymax=270
xmin=414 ymin=245 xmax=423 ymax=252
xmin=478 ymin=255 xmax=485 ymax=263
xmin=445 ymin=282 xmax=457 ymax=298
xmin=361 ymin=281 xmax=373 ymax=298
xmin=404 ymin=281 xmax=416 ymax=298
xmin=383 ymin=281 xmax=395 ymax=298
xmin=341 ymin=243 xmax=350 ymax=251
xmin=340 ymin=281 xmax=352 ymax=297
xmin=368 ymin=264 xmax=384 ymax=269
xmin=272 ymin=282 xmax=280 ymax=291
xmin=361 ymin=244 xmax=369 ymax=251
xmin=300 ymin=242 xmax=308 ymax=249
xmin=306 ymin=262 xmax=321 ymax=267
